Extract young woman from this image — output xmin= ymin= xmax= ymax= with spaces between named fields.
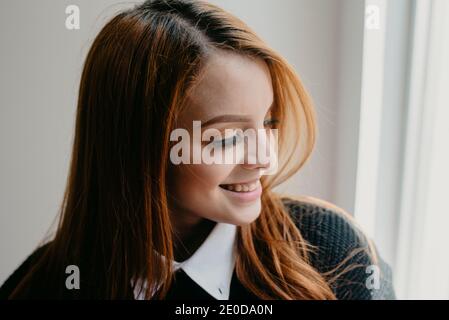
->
xmin=1 ymin=0 xmax=395 ymax=300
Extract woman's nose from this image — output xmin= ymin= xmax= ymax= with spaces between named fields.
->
xmin=240 ymin=129 xmax=278 ymax=175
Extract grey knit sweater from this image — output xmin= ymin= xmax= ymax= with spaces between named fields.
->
xmin=282 ymin=197 xmax=396 ymax=299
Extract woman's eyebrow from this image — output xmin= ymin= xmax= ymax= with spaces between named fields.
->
xmin=202 ymin=114 xmax=252 ymax=128
xmin=201 ymin=101 xmax=274 ymax=128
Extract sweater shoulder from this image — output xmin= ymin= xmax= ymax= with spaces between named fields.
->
xmin=0 ymin=243 xmax=51 ymax=299
xmin=281 ymin=196 xmax=370 ymax=263
xmin=281 ymin=196 xmax=396 ymax=300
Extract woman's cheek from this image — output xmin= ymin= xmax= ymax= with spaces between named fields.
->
xmin=190 ymin=163 xmax=233 ymax=190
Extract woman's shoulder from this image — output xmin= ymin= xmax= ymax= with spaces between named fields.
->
xmin=0 ymin=242 xmax=52 ymax=299
xmin=281 ymin=195 xmax=396 ymax=300
xmin=281 ymin=195 xmax=369 ymax=255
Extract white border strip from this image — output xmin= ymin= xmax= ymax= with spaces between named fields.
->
xmin=353 ymin=0 xmax=388 ymax=238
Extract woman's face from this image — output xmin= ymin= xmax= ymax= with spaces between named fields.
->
xmin=167 ymin=50 xmax=276 ymax=227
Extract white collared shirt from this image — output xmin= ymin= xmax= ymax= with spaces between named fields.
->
xmin=133 ymin=222 xmax=237 ymax=300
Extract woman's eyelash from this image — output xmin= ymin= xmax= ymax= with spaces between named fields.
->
xmin=212 ymin=131 xmax=244 ymax=148
xmin=263 ymin=118 xmax=280 ymax=127
xmin=204 ymin=119 xmax=280 ymax=148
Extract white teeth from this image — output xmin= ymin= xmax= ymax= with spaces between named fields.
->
xmin=221 ymin=180 xmax=259 ymax=192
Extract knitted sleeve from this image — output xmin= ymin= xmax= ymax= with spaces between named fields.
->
xmin=282 ymin=197 xmax=396 ymax=300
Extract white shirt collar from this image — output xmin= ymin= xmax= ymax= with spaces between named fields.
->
xmin=133 ymin=222 xmax=237 ymax=300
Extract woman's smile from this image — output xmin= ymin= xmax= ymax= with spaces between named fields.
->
xmin=218 ymin=179 xmax=262 ymax=203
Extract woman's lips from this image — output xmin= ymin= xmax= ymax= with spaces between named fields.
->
xmin=219 ymin=179 xmax=259 ymax=192
xmin=219 ymin=180 xmax=262 ymax=203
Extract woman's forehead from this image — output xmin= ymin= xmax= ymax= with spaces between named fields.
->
xmin=182 ymin=51 xmax=274 ymax=123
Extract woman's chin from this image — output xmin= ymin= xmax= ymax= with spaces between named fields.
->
xmin=223 ymin=200 xmax=262 ymax=226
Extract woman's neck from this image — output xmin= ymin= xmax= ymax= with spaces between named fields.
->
xmin=171 ymin=215 xmax=217 ymax=262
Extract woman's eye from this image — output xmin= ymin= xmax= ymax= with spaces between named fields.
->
xmin=263 ymin=118 xmax=280 ymax=128
xmin=213 ymin=131 xmax=243 ymax=148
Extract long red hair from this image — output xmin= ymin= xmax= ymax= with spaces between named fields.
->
xmin=10 ymin=0 xmax=375 ymax=299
